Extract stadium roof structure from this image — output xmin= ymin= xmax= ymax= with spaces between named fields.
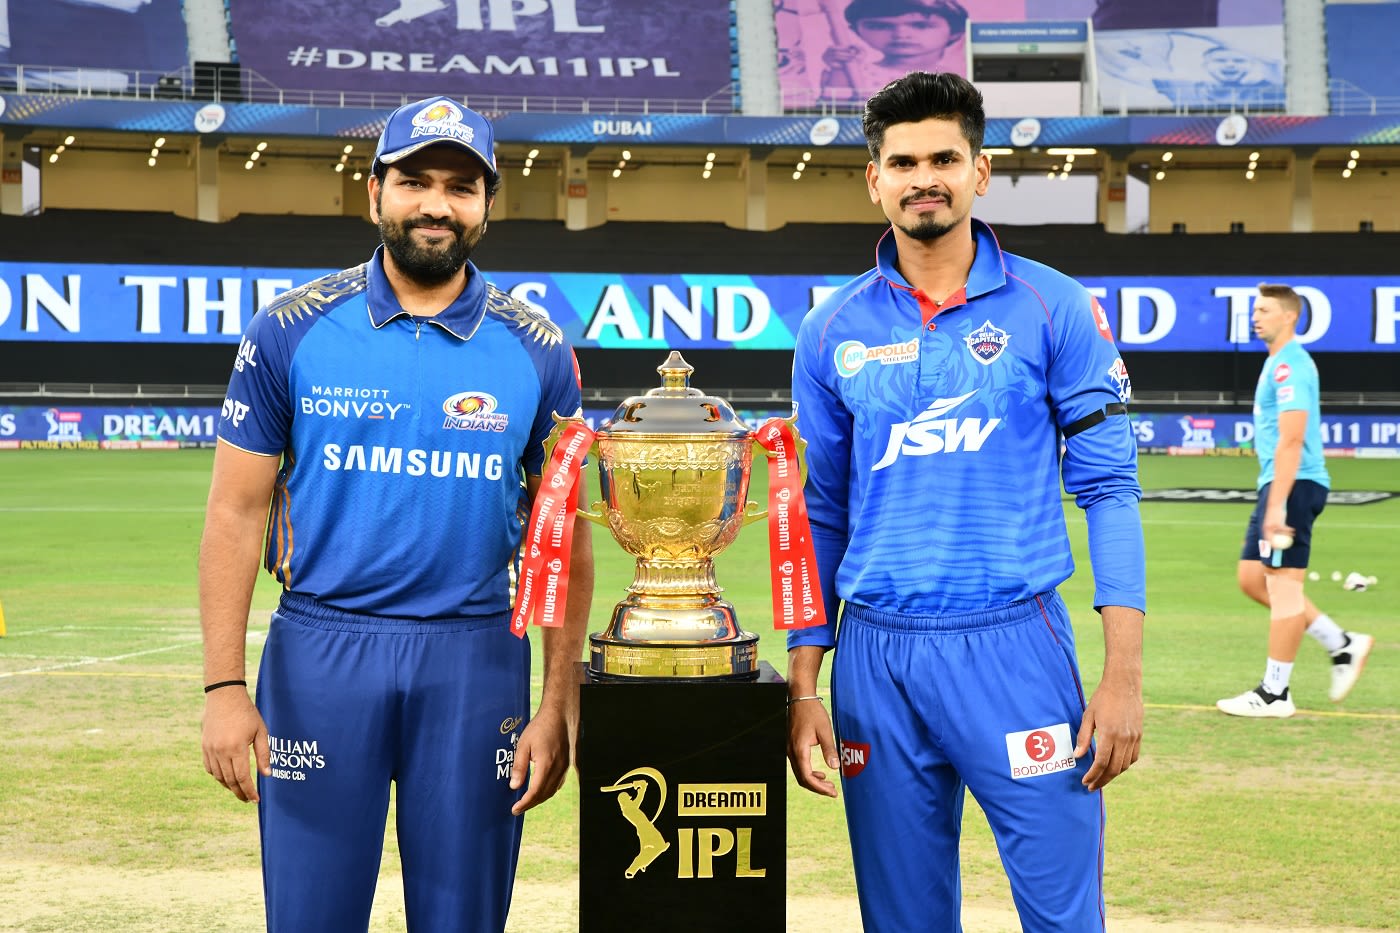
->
xmin=3 ymin=93 xmax=1400 ymax=150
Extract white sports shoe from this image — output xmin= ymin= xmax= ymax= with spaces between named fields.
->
xmin=1217 ymin=685 xmax=1296 ymax=718
xmin=1329 ymin=633 xmax=1374 ymax=702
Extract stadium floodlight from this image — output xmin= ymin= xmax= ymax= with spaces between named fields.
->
xmin=1249 ymin=151 xmax=1260 ymax=161
xmin=1342 ymin=168 xmax=1353 ymax=178
xmin=64 ymin=135 xmax=75 ymax=146
xmin=147 ymin=157 xmax=156 ymax=167
xmin=150 ymin=148 xmax=159 ymax=157
xmin=1161 ymin=151 xmax=1173 ymax=162
xmin=1155 ymin=170 xmax=1165 ymax=180
xmin=256 ymin=142 xmax=268 ymax=151
xmin=343 ymin=144 xmax=353 ymax=154
xmin=1350 ymin=149 xmax=1360 ymax=160
xmin=1245 ymin=170 xmax=1255 ymax=180
xmin=1045 ymin=147 xmax=1096 ymax=155
xmin=334 ymin=163 xmax=345 ymax=173
xmin=796 ymin=161 xmax=805 ymax=171
xmin=55 ymin=145 xmax=66 ymax=154
xmin=244 ymin=160 xmax=254 ymax=170
xmin=982 ymin=148 xmax=1013 ymax=156
xmin=1347 ymin=159 xmax=1357 ymax=170
xmin=792 ymin=171 xmax=801 ymax=180
xmin=154 ymin=137 xmax=166 ymax=148
xmin=48 ymin=153 xmax=58 ymax=163
xmin=702 ymin=169 xmax=711 ymax=179
xmin=522 ymin=167 xmax=531 ymax=176
xmin=528 ymin=148 xmax=540 ymax=159
xmin=707 ymin=151 xmax=716 ymax=161
xmin=622 ymin=150 xmax=632 ymax=160
xmin=352 ymin=171 xmax=363 ymax=181
xmin=250 ymin=151 xmax=260 ymax=161
xmin=612 ymin=168 xmax=622 ymax=178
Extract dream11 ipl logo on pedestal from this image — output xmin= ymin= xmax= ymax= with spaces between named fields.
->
xmin=600 ymin=766 xmax=769 ymax=881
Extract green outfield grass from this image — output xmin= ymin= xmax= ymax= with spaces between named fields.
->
xmin=0 ymin=451 xmax=1396 ymax=929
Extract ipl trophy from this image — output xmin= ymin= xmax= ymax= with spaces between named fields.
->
xmin=514 ymin=350 xmax=822 ymax=681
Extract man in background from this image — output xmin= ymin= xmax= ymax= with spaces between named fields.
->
xmin=1217 ymin=283 xmax=1371 ymax=718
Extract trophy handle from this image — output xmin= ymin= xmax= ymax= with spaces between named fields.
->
xmin=743 ymin=413 xmax=808 ymax=526
xmin=543 ymin=413 xmax=606 ymax=524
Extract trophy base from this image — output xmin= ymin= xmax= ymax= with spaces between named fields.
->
xmin=588 ymin=633 xmax=761 ymax=681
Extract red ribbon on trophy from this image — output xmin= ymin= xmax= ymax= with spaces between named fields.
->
xmin=511 ymin=420 xmax=596 ymax=637
xmin=755 ymin=418 xmax=826 ymax=631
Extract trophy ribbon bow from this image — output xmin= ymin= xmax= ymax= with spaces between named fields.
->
xmin=755 ymin=418 xmax=826 ymax=631
xmin=511 ymin=419 xmax=597 ymax=637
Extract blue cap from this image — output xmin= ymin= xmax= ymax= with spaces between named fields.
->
xmin=371 ymin=96 xmax=498 ymax=183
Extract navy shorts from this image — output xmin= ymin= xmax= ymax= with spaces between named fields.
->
xmin=1240 ymin=479 xmax=1328 ymax=568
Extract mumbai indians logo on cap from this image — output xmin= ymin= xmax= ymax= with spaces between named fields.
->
xmin=412 ymin=100 xmax=475 ymax=144
xmin=965 ymin=320 xmax=1010 ymax=365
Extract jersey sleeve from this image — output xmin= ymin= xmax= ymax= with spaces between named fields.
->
xmin=525 ymin=344 xmax=584 ymax=476
xmin=216 ymin=308 xmax=293 ymax=457
xmin=1048 ymin=289 xmax=1146 ymax=614
xmin=1268 ymin=353 xmax=1315 ymax=413
xmin=787 ymin=307 xmax=852 ymax=650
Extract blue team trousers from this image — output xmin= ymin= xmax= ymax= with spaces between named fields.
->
xmin=255 ymin=592 xmax=531 ymax=933
xmin=832 ymin=592 xmax=1106 ymax=933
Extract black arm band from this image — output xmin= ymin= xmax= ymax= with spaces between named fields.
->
xmin=1061 ymin=402 xmax=1128 ymax=440
xmin=203 ymin=679 xmax=248 ymax=694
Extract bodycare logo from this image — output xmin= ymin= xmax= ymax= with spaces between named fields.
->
xmin=1005 ymin=723 xmax=1076 ymax=779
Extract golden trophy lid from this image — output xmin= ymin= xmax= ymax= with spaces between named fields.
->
xmin=601 ymin=351 xmax=751 ymax=436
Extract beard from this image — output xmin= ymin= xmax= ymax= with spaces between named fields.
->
xmin=896 ymin=214 xmax=958 ymax=241
xmin=378 ymin=212 xmax=486 ymax=286
xmin=896 ymin=192 xmax=959 ymax=241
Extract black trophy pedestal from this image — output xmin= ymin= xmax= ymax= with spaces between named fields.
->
xmin=577 ymin=660 xmax=787 ymax=932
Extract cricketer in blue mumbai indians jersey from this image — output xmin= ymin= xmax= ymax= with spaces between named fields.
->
xmin=216 ymin=248 xmax=581 ymax=932
xmin=1253 ymin=340 xmax=1329 ymax=491
xmin=790 ymin=219 xmax=1146 ymax=932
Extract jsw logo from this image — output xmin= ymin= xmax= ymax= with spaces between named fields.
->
xmin=871 ymin=392 xmax=1000 ymax=471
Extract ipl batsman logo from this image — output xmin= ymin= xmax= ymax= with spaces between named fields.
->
xmin=600 ymin=767 xmax=670 ymax=879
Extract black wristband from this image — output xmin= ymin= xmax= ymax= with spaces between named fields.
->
xmin=203 ymin=679 xmax=247 ymax=694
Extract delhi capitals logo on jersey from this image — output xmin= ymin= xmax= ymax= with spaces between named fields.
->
xmin=1106 ymin=357 xmax=1132 ymax=403
xmin=964 ymin=320 xmax=1010 ymax=365
xmin=442 ymin=391 xmax=509 ymax=432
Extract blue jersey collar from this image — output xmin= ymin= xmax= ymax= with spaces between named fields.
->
xmin=365 ymin=245 xmax=487 ymax=340
xmin=874 ymin=218 xmax=1008 ymax=299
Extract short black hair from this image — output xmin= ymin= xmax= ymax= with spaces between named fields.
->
xmin=862 ymin=71 xmax=985 ymax=163
xmin=844 ymin=0 xmax=968 ymax=34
